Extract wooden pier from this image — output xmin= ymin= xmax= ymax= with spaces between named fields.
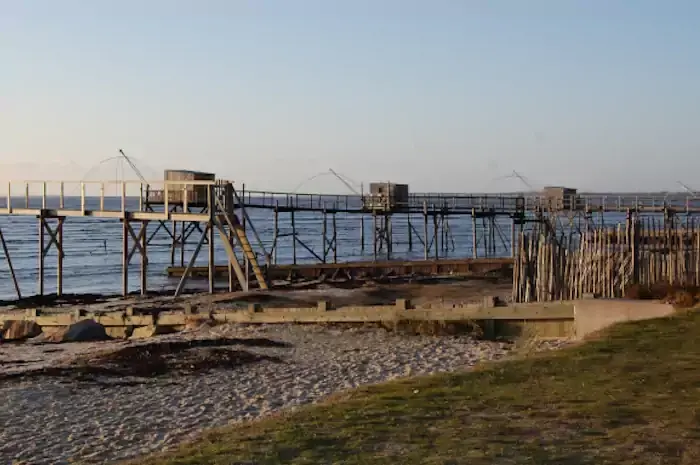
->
xmin=2 ymin=174 xmax=700 ymax=302
xmin=0 ymin=178 xmax=269 ymax=300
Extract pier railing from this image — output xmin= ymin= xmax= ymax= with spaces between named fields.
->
xmin=2 ymin=181 xmax=700 ymax=216
xmin=1 ymin=180 xmax=220 ymax=219
xmin=235 ymin=189 xmax=700 ymax=214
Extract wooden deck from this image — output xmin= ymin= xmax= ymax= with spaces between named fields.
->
xmin=166 ymin=258 xmax=514 ymax=280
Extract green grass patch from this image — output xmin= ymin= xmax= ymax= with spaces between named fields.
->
xmin=129 ymin=311 xmax=700 ymax=465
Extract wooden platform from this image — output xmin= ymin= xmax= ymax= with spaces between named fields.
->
xmin=166 ymin=258 xmax=515 ymax=280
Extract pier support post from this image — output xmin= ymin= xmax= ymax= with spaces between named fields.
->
xmin=170 ymin=219 xmax=177 ymax=267
xmin=372 ymin=211 xmax=377 ymax=261
xmin=472 ymin=209 xmax=478 ymax=259
xmin=332 ymin=213 xmax=338 ymax=263
xmin=360 ymin=215 xmax=365 ymax=253
xmin=57 ymin=218 xmax=64 ymax=296
xmin=208 ymin=186 xmax=216 ymax=294
xmin=140 ymin=221 xmax=148 ymax=295
xmin=511 ymin=217 xmax=516 ymax=258
xmin=272 ymin=204 xmax=279 ymax=265
xmin=37 ymin=216 xmax=65 ymax=297
xmin=122 ymin=218 xmax=149 ymax=297
xmin=385 ymin=214 xmax=393 ymax=260
xmin=0 ymin=227 xmax=21 ymax=300
xmin=291 ymin=205 xmax=297 ymax=265
xmin=38 ymin=215 xmax=44 ymax=296
xmin=322 ymin=210 xmax=328 ymax=263
xmin=433 ymin=212 xmax=438 ymax=260
xmin=123 ymin=219 xmax=129 ymax=296
xmin=423 ymin=202 xmax=428 ymax=260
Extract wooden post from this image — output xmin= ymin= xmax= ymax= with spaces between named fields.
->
xmin=170 ymin=220 xmax=177 ymax=267
xmin=490 ymin=216 xmax=497 ymax=256
xmin=372 ymin=211 xmax=378 ymax=261
xmin=38 ymin=216 xmax=45 ymax=296
xmin=433 ymin=212 xmax=438 ymax=260
xmin=482 ymin=217 xmax=489 ymax=258
xmin=241 ymin=183 xmax=246 ymax=231
xmin=179 ymin=208 xmax=186 ymax=267
xmin=333 ymin=213 xmax=338 ymax=263
xmin=423 ymin=202 xmax=429 ymax=260
xmin=122 ymin=218 xmax=129 ymax=297
xmin=228 ymin=224 xmax=235 ymax=292
xmin=0 ymin=228 xmax=21 ymax=299
xmin=510 ymin=217 xmax=516 ymax=258
xmin=386 ymin=215 xmax=392 ymax=260
xmin=208 ymin=187 xmax=216 ymax=294
xmin=57 ymin=217 xmax=64 ymax=297
xmin=472 ymin=209 xmax=478 ymax=258
xmin=407 ymin=213 xmax=413 ymax=251
xmin=273 ymin=204 xmax=279 ymax=265
xmin=360 ymin=215 xmax=365 ymax=253
xmin=291 ymin=205 xmax=297 ymax=265
xmin=140 ymin=221 xmax=148 ymax=296
xmin=322 ymin=210 xmax=328 ymax=263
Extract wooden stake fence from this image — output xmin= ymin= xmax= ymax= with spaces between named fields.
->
xmin=513 ymin=217 xmax=700 ymax=302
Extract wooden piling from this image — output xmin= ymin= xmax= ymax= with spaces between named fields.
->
xmin=122 ymin=219 xmax=129 ymax=296
xmin=38 ymin=216 xmax=45 ymax=296
xmin=291 ymin=203 xmax=297 ymax=265
xmin=332 ymin=213 xmax=338 ymax=263
xmin=57 ymin=218 xmax=64 ymax=296
xmin=0 ymin=228 xmax=21 ymax=299
xmin=322 ymin=210 xmax=328 ymax=264
xmin=423 ymin=202 xmax=429 ymax=260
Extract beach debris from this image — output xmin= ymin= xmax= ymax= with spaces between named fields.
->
xmin=1 ymin=337 xmax=287 ymax=381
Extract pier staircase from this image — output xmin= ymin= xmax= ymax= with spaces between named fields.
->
xmin=213 ymin=182 xmax=269 ymax=291
xmin=231 ymin=225 xmax=267 ymax=288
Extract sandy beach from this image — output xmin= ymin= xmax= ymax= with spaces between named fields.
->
xmin=0 ymin=279 xmax=569 ymax=465
xmin=0 ymin=316 xmax=569 ymax=465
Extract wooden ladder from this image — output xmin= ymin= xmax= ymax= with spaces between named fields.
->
xmin=232 ymin=224 xmax=268 ymax=290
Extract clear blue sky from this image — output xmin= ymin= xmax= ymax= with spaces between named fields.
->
xmin=2 ymin=1 xmax=699 ymax=193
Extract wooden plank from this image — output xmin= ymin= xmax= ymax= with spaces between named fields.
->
xmin=10 ymin=208 xmax=42 ymax=215
xmin=132 ymin=212 xmax=169 ymax=221
xmin=85 ymin=210 xmax=128 ymax=219
xmin=170 ymin=213 xmax=209 ymax=222
xmin=0 ymin=302 xmax=574 ymax=327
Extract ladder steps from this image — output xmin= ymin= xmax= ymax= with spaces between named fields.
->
xmin=233 ymin=225 xmax=267 ymax=289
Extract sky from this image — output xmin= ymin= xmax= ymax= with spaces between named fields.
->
xmin=2 ymin=0 xmax=700 ymax=194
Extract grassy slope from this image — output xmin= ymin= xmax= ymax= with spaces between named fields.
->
xmin=131 ymin=311 xmax=700 ymax=465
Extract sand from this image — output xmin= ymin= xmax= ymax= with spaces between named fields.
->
xmin=0 ymin=321 xmax=568 ymax=465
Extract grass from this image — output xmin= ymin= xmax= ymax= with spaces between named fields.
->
xmin=129 ymin=310 xmax=700 ymax=465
